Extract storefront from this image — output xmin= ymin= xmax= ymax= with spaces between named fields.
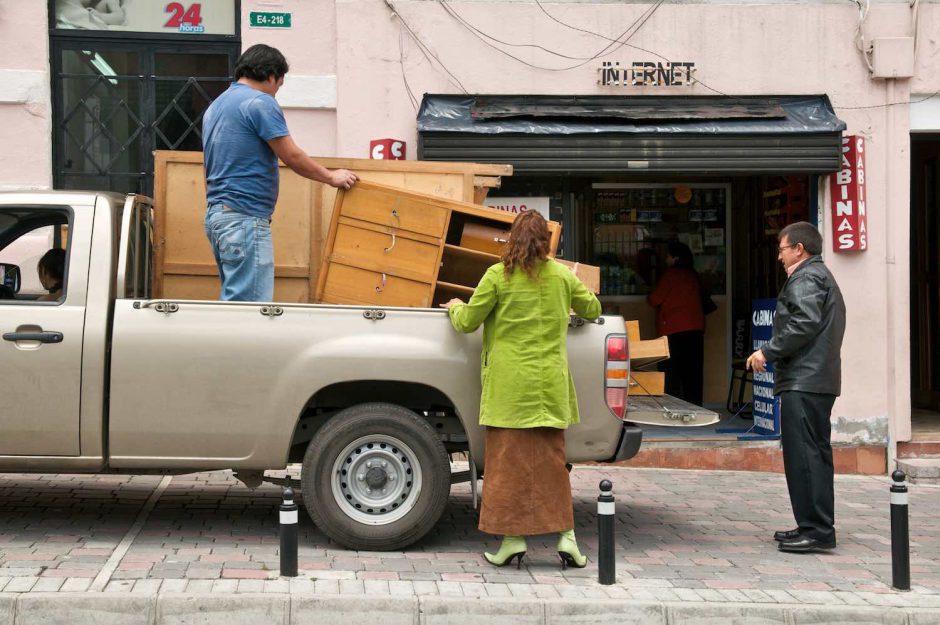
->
xmin=417 ymin=94 xmax=843 ymax=409
xmin=48 ymin=1 xmax=241 ymax=195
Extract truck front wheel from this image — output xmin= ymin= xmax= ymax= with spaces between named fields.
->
xmin=300 ymin=402 xmax=451 ymax=551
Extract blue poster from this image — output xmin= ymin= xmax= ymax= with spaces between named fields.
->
xmin=751 ymin=299 xmax=780 ymax=435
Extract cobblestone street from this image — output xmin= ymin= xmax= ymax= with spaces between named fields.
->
xmin=1 ymin=465 xmax=939 ymax=616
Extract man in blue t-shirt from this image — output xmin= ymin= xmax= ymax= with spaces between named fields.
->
xmin=202 ymin=44 xmax=357 ymax=301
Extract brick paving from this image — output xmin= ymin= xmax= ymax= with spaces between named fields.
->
xmin=0 ymin=466 xmax=939 ymax=608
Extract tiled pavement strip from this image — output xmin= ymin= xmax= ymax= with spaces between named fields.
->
xmin=1 ymin=465 xmax=939 ymax=623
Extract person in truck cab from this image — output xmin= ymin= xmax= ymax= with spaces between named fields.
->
xmin=37 ymin=248 xmax=66 ymax=302
xmin=442 ymin=210 xmax=601 ymax=569
xmin=202 ymin=44 xmax=358 ymax=302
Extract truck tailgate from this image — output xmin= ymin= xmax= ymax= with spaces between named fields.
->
xmin=626 ymin=394 xmax=720 ymax=428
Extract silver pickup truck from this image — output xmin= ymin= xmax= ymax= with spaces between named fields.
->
xmin=0 ymin=191 xmax=710 ymax=550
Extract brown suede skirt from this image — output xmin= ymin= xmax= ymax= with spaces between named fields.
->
xmin=478 ymin=426 xmax=574 ymax=536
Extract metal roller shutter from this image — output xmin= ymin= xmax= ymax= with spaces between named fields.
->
xmin=417 ymin=95 xmax=845 ymax=175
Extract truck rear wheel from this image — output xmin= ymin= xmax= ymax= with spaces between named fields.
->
xmin=301 ymin=402 xmax=451 ymax=551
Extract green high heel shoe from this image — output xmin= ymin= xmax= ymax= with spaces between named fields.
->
xmin=483 ymin=535 xmax=527 ymax=568
xmin=557 ymin=529 xmax=587 ymax=569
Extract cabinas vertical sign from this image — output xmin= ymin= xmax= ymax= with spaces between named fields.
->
xmin=750 ymin=299 xmax=780 ymax=436
xmin=830 ymin=135 xmax=868 ymax=252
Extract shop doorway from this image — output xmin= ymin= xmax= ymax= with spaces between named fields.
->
xmin=51 ymin=40 xmax=238 ymax=196
xmin=910 ymin=134 xmax=940 ymax=439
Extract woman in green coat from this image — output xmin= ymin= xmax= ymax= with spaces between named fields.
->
xmin=442 ymin=210 xmax=601 ymax=568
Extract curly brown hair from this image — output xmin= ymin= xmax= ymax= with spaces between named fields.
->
xmin=501 ymin=210 xmax=550 ymax=279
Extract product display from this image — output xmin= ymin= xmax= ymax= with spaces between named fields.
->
xmin=591 ymin=184 xmax=729 ymax=296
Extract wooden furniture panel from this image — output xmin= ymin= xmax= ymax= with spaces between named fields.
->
xmin=271 ymin=170 xmax=314 ymax=269
xmin=459 ymin=222 xmax=510 ymax=256
xmin=555 ymin=259 xmax=600 ymax=294
xmin=161 ymin=275 xmax=310 ymax=303
xmin=629 ymin=371 xmax=665 ymax=396
xmin=331 ymin=223 xmax=440 ymax=283
xmin=152 ymin=150 xmax=511 ymax=301
xmin=338 ymin=187 xmax=449 ymax=239
xmin=317 ymin=180 xmax=563 ymax=309
xmin=438 ymin=246 xmax=496 ymax=288
xmin=630 ymin=336 xmax=671 ymax=366
xmin=161 ymin=161 xmax=209 ymax=266
xmin=346 ymin=171 xmax=469 ymax=201
xmin=321 ymin=263 xmax=433 ymax=307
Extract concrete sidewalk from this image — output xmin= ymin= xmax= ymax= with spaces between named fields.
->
xmin=1 ymin=466 xmax=939 ymax=624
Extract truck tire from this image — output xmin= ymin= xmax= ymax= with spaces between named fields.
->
xmin=301 ymin=402 xmax=451 ymax=551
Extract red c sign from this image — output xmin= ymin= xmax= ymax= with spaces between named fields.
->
xmin=370 ymin=139 xmax=406 ymax=160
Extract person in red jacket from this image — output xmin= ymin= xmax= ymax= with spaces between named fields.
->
xmin=647 ymin=241 xmax=706 ymax=405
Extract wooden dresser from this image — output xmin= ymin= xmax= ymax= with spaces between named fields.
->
xmin=316 ymin=181 xmax=562 ymax=308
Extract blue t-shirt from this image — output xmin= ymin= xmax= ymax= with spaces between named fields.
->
xmin=202 ymin=83 xmax=290 ymax=218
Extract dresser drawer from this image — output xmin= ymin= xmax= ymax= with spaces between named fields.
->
xmin=330 ymin=223 xmax=440 ymax=283
xmin=320 ymin=263 xmax=433 ymax=308
xmin=340 ymin=185 xmax=448 ymax=239
xmin=459 ymin=222 xmax=510 ymax=256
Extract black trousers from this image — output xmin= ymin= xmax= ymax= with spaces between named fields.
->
xmin=660 ymin=330 xmax=704 ymax=406
xmin=779 ymin=390 xmax=837 ymax=543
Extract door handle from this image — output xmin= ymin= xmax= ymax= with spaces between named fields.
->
xmin=2 ymin=331 xmax=63 ymax=343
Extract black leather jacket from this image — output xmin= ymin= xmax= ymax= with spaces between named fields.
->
xmin=761 ymin=255 xmax=846 ymax=396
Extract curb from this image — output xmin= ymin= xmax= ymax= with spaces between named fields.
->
xmin=2 ymin=593 xmax=939 ymax=625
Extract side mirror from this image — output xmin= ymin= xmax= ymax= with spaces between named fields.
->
xmin=0 ymin=263 xmax=21 ymax=293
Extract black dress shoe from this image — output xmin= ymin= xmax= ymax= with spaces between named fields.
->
xmin=777 ymin=536 xmax=836 ymax=553
xmin=773 ymin=528 xmax=801 ymax=542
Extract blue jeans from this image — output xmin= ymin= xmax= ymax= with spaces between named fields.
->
xmin=204 ymin=204 xmax=274 ymax=302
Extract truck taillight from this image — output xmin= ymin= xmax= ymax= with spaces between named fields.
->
xmin=605 ymin=334 xmax=629 ymax=420
xmin=607 ymin=336 xmax=627 ymax=362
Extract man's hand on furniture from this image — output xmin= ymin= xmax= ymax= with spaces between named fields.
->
xmin=329 ymin=169 xmax=358 ymax=190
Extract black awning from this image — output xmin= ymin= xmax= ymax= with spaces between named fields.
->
xmin=417 ymin=94 xmax=846 ymax=175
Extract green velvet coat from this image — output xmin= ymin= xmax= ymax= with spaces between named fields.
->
xmin=448 ymin=259 xmax=602 ymax=429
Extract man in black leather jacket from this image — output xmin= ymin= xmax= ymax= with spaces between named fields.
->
xmin=746 ymin=222 xmax=846 ymax=553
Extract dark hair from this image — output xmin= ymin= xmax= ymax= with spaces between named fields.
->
xmin=501 ymin=210 xmax=551 ymax=279
xmin=666 ymin=240 xmax=694 ymax=269
xmin=234 ymin=44 xmax=289 ymax=82
xmin=779 ymin=221 xmax=822 ymax=255
xmin=38 ymin=248 xmax=66 ymax=284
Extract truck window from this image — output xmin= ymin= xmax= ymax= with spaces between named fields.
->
xmin=123 ymin=200 xmax=153 ymax=299
xmin=0 ymin=209 xmax=71 ymax=303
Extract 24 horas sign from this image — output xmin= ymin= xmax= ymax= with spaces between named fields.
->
xmin=54 ymin=1 xmax=236 ymax=35
xmin=830 ymin=135 xmax=868 ymax=252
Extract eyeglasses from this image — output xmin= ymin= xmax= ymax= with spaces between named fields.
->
xmin=777 ymin=244 xmax=798 ymax=253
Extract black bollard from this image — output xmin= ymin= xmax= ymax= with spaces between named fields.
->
xmin=597 ymin=479 xmax=615 ymax=585
xmin=279 ymin=475 xmax=298 ymax=578
xmin=890 ymin=470 xmax=910 ymax=591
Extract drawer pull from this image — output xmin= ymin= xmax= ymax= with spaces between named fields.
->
xmin=384 ymin=208 xmax=400 ymax=252
xmin=375 ymin=273 xmax=387 ymax=293
xmin=493 ymin=237 xmax=508 ymax=244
